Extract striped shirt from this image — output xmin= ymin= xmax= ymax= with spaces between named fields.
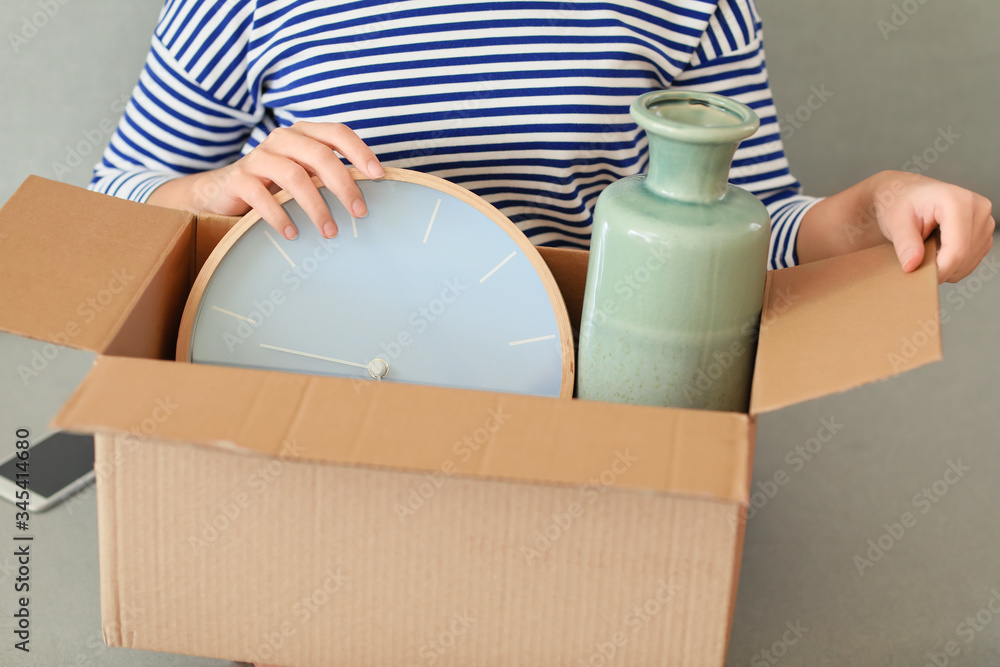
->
xmin=89 ymin=0 xmax=819 ymax=269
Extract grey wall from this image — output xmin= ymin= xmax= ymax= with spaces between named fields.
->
xmin=1 ymin=1 xmax=996 ymax=207
xmin=757 ymin=0 xmax=999 ymax=206
xmin=0 ymin=0 xmax=163 ymax=203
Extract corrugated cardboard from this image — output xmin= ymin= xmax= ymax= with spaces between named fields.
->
xmin=750 ymin=240 xmax=941 ymax=413
xmin=0 ymin=177 xmax=943 ymax=666
xmin=61 ymin=355 xmax=749 ymax=666
xmin=0 ymin=175 xmax=196 ymax=359
xmin=57 ymin=355 xmax=752 ymax=502
xmin=90 ymin=433 xmax=740 ymax=666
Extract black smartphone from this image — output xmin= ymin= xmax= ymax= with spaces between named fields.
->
xmin=0 ymin=431 xmax=95 ymax=512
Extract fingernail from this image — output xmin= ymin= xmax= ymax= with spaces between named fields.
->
xmin=323 ymin=221 xmax=337 ymax=238
xmin=368 ymin=160 xmax=385 ymax=179
xmin=352 ymin=198 xmax=368 ymax=218
xmin=283 ymin=225 xmax=297 ymax=240
xmin=901 ymin=249 xmax=917 ymax=268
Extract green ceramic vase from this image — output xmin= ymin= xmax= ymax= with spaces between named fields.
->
xmin=577 ymin=90 xmax=771 ymax=412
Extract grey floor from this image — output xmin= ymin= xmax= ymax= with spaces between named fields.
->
xmin=1 ymin=1 xmax=998 ymax=666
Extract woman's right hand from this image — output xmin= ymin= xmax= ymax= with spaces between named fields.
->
xmin=147 ymin=121 xmax=385 ymax=240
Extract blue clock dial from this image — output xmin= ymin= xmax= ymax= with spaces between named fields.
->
xmin=181 ymin=170 xmax=573 ymax=398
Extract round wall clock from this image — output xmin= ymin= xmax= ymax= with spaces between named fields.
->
xmin=177 ymin=168 xmax=574 ymax=398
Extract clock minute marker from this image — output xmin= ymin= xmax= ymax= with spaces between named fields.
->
xmin=422 ymin=198 xmax=442 ymax=244
xmin=509 ymin=334 xmax=557 ymax=346
xmin=263 ymin=229 xmax=296 ymax=268
xmin=211 ymin=305 xmax=256 ymax=324
xmin=480 ymin=251 xmax=517 ymax=283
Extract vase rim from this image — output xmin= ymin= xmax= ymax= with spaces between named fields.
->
xmin=630 ymin=90 xmax=760 ymax=144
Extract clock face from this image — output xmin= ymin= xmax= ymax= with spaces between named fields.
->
xmin=178 ymin=169 xmax=573 ymax=398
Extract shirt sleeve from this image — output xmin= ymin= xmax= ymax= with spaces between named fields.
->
xmin=670 ymin=0 xmax=820 ymax=270
xmin=88 ymin=0 xmax=260 ymax=203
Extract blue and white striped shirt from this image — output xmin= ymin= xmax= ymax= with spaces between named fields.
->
xmin=90 ymin=0 xmax=819 ymax=269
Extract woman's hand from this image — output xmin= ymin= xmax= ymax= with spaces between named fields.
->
xmin=147 ymin=121 xmax=385 ymax=240
xmin=869 ymin=171 xmax=994 ymax=283
xmin=798 ymin=170 xmax=995 ymax=283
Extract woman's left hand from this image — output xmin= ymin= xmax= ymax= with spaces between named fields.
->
xmin=870 ymin=170 xmax=995 ymax=283
xmin=798 ymin=170 xmax=995 ymax=283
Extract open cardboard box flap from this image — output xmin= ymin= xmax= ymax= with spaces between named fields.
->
xmin=749 ymin=237 xmax=941 ymax=414
xmin=0 ymin=176 xmax=195 ymax=359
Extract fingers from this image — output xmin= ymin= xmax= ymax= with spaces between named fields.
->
xmin=236 ymin=173 xmax=299 ymax=240
xmin=292 ymin=121 xmax=384 ymax=180
xmin=970 ymin=232 xmax=993 ymax=274
xmin=282 ymin=122 xmax=385 ymax=222
xmin=877 ymin=198 xmax=926 ymax=273
xmin=230 ymin=122 xmax=384 ymax=239
xmin=876 ymin=176 xmax=994 ymax=284
xmin=265 ymin=125 xmax=373 ymax=223
xmin=890 ymin=218 xmax=926 ymax=273
xmin=935 ymin=191 xmax=989 ymax=283
xmin=959 ymin=209 xmax=995 ymax=281
xmin=246 ymin=145 xmax=339 ymax=238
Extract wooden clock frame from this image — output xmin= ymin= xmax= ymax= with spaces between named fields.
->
xmin=176 ymin=167 xmax=576 ymax=398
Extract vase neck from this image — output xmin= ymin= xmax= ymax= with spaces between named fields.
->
xmin=644 ymin=135 xmax=737 ymax=203
xmin=630 ymin=90 xmax=760 ymax=204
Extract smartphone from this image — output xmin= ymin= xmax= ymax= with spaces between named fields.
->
xmin=0 ymin=431 xmax=95 ymax=512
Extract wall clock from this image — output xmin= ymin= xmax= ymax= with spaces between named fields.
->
xmin=177 ymin=168 xmax=574 ymax=398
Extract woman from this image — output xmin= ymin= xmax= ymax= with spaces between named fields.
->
xmin=90 ymin=0 xmax=992 ymax=284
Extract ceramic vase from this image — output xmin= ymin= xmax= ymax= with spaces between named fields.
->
xmin=577 ymin=90 xmax=771 ymax=412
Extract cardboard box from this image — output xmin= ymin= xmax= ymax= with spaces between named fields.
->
xmin=0 ymin=176 xmax=942 ymax=666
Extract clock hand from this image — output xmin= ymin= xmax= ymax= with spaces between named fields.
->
xmin=259 ymin=343 xmax=367 ymax=368
xmin=258 ymin=343 xmax=389 ymax=380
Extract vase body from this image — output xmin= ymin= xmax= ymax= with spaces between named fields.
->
xmin=577 ymin=91 xmax=771 ymax=412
